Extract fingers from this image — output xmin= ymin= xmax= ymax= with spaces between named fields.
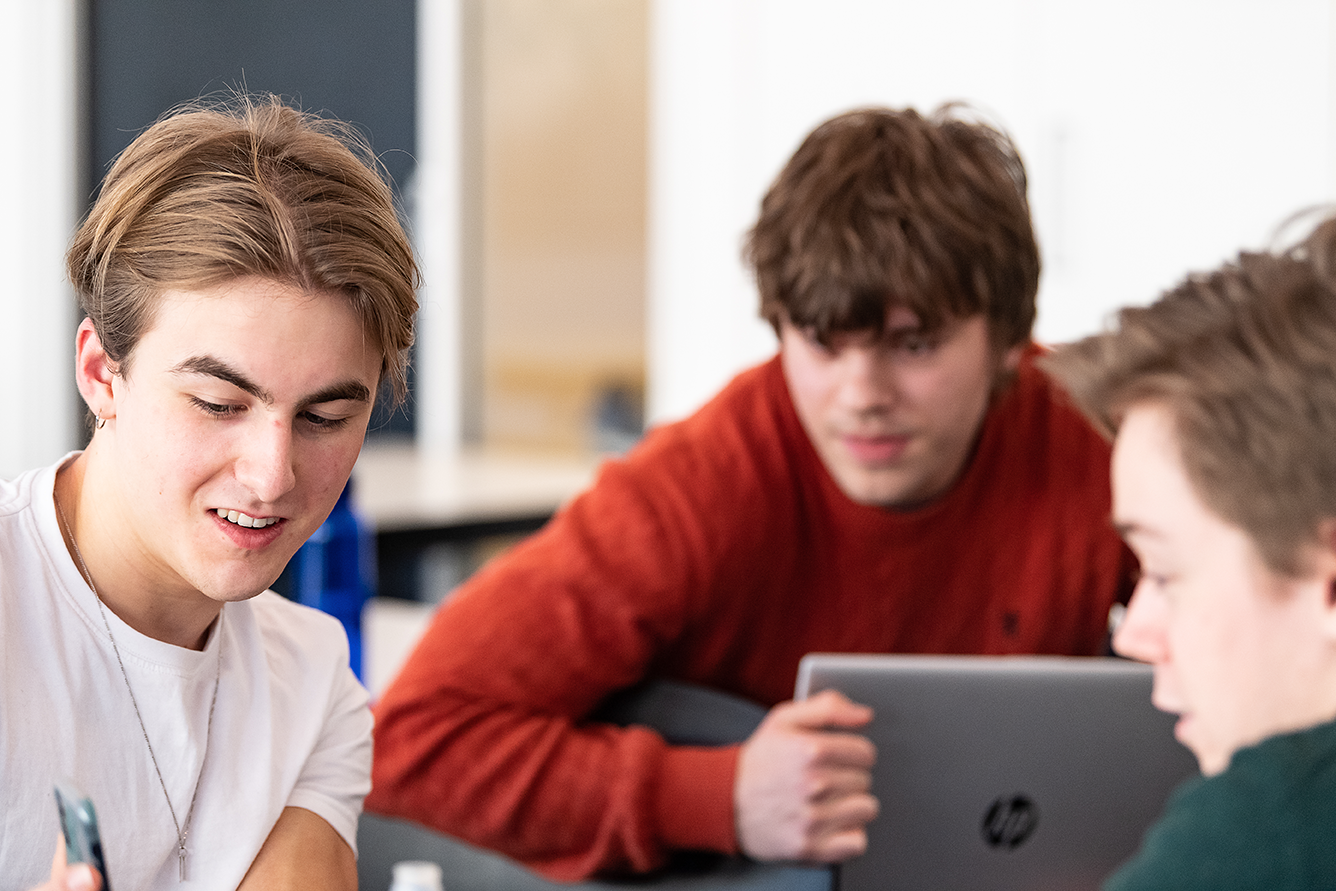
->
xmin=739 ymin=777 xmax=880 ymax=863
xmin=804 ymin=793 xmax=881 ymax=862
xmin=807 ymin=762 xmax=874 ymax=802
xmin=777 ymin=689 xmax=874 ymax=732
xmin=762 ymin=692 xmax=876 ymax=771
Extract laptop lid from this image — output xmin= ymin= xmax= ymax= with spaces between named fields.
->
xmin=794 ymin=654 xmax=1198 ymax=891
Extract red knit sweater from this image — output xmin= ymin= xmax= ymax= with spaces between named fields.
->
xmin=368 ymin=351 xmax=1134 ymax=880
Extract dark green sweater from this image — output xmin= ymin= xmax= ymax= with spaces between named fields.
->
xmin=1105 ymin=718 xmax=1336 ymax=890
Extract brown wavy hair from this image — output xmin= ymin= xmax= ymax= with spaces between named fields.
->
xmin=1043 ymin=212 xmax=1336 ymax=577
xmin=67 ymin=93 xmax=420 ymax=403
xmin=744 ymin=104 xmax=1039 ymax=350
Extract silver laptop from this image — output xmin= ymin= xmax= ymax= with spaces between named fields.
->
xmin=795 ymin=654 xmax=1198 ymax=891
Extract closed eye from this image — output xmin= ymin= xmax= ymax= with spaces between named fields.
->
xmin=1130 ymin=566 xmax=1173 ymax=593
xmin=190 ymin=396 xmax=242 ymax=417
xmin=889 ymin=331 xmax=941 ymax=355
xmin=300 ymin=410 xmax=353 ymax=431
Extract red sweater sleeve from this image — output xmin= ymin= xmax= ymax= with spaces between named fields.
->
xmin=367 ymin=446 xmax=750 ymax=878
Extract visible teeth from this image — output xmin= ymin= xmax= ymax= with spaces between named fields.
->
xmin=216 ymin=508 xmax=278 ymax=528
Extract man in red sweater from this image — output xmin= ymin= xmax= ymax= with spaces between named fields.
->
xmin=368 ymin=105 xmax=1134 ymax=880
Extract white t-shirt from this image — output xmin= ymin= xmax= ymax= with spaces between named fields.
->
xmin=0 ymin=455 xmax=373 ymax=890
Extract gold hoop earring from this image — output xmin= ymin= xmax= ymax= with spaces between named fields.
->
xmin=95 ymin=415 xmax=107 ymax=430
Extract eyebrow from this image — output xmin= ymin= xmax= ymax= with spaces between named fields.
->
xmin=171 ymin=356 xmax=372 ymax=406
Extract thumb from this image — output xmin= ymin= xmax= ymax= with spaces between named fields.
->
xmin=63 ymin=865 xmax=100 ymax=891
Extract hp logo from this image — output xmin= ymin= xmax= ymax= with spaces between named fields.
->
xmin=982 ymin=794 xmax=1039 ymax=850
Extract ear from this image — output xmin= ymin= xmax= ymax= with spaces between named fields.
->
xmin=999 ymin=342 xmax=1025 ymax=375
xmin=73 ymin=318 xmax=118 ymax=421
xmin=1312 ymin=519 xmax=1336 ymax=640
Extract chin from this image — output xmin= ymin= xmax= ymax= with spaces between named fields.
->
xmin=206 ymin=585 xmax=274 ymax=604
xmin=830 ymin=470 xmax=903 ymax=506
xmin=850 ymin=482 xmax=932 ymax=510
xmin=203 ymin=566 xmax=287 ymax=602
xmin=841 ymin=484 xmax=900 ymax=508
xmin=1193 ymin=746 xmax=1229 ymax=777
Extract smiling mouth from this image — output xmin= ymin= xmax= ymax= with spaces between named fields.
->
xmin=215 ymin=508 xmax=280 ymax=528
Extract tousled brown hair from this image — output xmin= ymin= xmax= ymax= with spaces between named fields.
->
xmin=67 ymin=93 xmax=420 ymax=402
xmin=744 ymin=104 xmax=1039 ymax=350
xmin=1043 ymin=212 xmax=1336 ymax=576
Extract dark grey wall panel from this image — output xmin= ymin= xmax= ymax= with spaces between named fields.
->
xmin=86 ymin=0 xmax=418 ymax=435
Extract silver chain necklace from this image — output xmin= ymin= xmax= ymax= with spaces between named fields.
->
xmin=55 ymin=496 xmax=222 ymax=882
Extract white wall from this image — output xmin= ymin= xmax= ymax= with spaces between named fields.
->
xmin=7 ymin=3 xmax=1335 ymax=466
xmin=648 ymin=0 xmax=1336 ymax=424
xmin=0 ymin=0 xmax=80 ymax=477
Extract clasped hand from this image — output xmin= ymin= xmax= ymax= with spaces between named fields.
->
xmin=734 ymin=689 xmax=879 ymax=862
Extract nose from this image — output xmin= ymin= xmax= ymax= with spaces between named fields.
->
xmin=837 ymin=345 xmax=898 ymax=416
xmin=1111 ymin=583 xmax=1169 ymax=665
xmin=234 ymin=418 xmax=298 ymax=504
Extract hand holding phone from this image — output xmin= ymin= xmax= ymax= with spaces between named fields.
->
xmin=53 ymin=783 xmax=109 ymax=891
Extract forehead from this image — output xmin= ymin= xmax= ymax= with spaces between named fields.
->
xmin=1113 ymin=405 xmax=1184 ymax=514
xmin=884 ymin=303 xmax=984 ymax=334
xmin=133 ymin=278 xmax=380 ymax=385
xmin=1112 ymin=403 xmax=1234 ymax=557
xmin=136 ymin=276 xmax=369 ymax=335
xmin=145 ymin=279 xmax=359 ymax=337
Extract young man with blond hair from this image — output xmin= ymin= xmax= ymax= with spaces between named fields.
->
xmin=3 ymin=94 xmax=419 ymax=891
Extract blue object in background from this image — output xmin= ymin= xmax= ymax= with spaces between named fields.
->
xmin=289 ymin=479 xmax=375 ymax=682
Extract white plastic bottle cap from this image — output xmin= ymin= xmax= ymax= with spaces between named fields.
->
xmin=390 ymin=860 xmax=444 ymax=891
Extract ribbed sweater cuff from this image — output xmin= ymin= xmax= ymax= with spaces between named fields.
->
xmin=654 ymin=744 xmax=742 ymax=854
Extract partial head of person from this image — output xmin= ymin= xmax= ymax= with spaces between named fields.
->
xmin=60 ymin=93 xmax=419 ymax=643
xmin=1044 ymin=212 xmax=1336 ymax=777
xmin=744 ymin=104 xmax=1040 ymax=509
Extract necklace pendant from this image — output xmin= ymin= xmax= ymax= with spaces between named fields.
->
xmin=179 ymin=843 xmax=188 ymax=882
